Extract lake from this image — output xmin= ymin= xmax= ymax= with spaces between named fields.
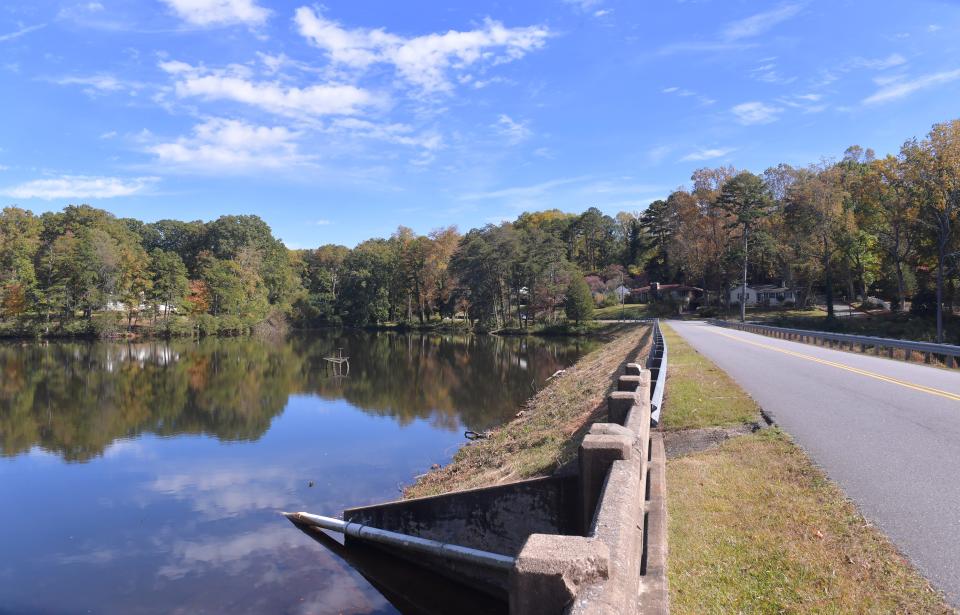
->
xmin=0 ymin=330 xmax=599 ymax=615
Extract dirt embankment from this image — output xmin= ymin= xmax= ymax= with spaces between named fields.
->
xmin=405 ymin=323 xmax=651 ymax=499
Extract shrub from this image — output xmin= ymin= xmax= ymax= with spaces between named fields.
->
xmin=565 ymin=277 xmax=594 ymax=324
xmin=910 ymin=289 xmax=937 ymax=316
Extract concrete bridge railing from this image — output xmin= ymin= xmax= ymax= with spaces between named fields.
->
xmin=511 ymin=342 xmax=669 ymax=614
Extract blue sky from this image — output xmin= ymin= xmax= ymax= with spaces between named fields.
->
xmin=1 ymin=0 xmax=959 ymax=248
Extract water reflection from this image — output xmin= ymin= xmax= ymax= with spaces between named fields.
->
xmin=0 ymin=330 xmax=597 ymax=614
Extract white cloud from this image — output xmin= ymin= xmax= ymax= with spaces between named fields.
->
xmin=160 ymin=60 xmax=375 ymax=118
xmin=594 ymin=9 xmax=612 ymax=17
xmin=863 ymin=68 xmax=960 ymax=104
xmin=732 ymin=101 xmax=782 ymax=125
xmin=681 ymin=147 xmax=737 ymax=162
xmin=721 ymin=4 xmax=803 ymax=41
xmin=148 ymin=118 xmax=310 ymax=170
xmin=314 ymin=219 xmax=332 ymax=225
xmin=327 ymin=118 xmax=443 ymax=149
xmin=2 ymin=175 xmax=157 ymax=199
xmin=294 ymin=8 xmax=550 ymax=92
xmin=493 ymin=114 xmax=531 ymax=144
xmin=0 ymin=23 xmax=46 ymax=42
xmin=160 ymin=0 xmax=269 ymax=27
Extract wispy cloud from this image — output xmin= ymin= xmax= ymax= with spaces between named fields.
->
xmin=49 ymin=74 xmax=142 ymax=96
xmin=493 ymin=114 xmax=531 ymax=145
xmin=732 ymin=101 xmax=782 ymax=125
xmin=863 ymin=68 xmax=960 ymax=104
xmin=0 ymin=23 xmax=46 ymax=42
xmin=681 ymin=147 xmax=737 ymax=162
xmin=2 ymin=175 xmax=157 ymax=199
xmin=661 ymin=86 xmax=715 ymax=105
xmin=721 ymin=4 xmax=803 ymax=41
xmin=660 ymin=4 xmax=802 ymax=55
xmin=460 ymin=176 xmax=590 ymax=201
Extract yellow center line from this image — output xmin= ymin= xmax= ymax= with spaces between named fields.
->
xmin=703 ymin=327 xmax=960 ymax=402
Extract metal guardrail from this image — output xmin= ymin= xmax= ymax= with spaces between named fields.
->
xmin=710 ymin=319 xmax=960 ymax=367
xmin=646 ymin=319 xmax=668 ymax=425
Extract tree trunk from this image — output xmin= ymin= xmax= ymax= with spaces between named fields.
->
xmin=894 ymin=259 xmax=906 ymax=313
xmin=824 ymin=236 xmax=835 ymax=319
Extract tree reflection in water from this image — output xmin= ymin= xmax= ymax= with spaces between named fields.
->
xmin=0 ymin=331 xmax=598 ymax=461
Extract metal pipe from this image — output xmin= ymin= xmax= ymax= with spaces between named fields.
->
xmin=283 ymin=511 xmax=516 ymax=572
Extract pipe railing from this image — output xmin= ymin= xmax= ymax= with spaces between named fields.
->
xmin=283 ymin=511 xmax=516 ymax=572
xmin=710 ymin=319 xmax=960 ymax=367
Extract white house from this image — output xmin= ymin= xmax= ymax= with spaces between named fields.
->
xmin=729 ymin=284 xmax=799 ymax=307
xmin=613 ymin=285 xmax=631 ymax=301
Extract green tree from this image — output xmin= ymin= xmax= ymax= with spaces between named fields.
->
xmin=564 ymin=275 xmax=594 ymax=324
xmin=150 ymin=250 xmax=189 ymax=320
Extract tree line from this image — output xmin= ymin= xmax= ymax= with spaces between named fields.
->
xmin=644 ymin=118 xmax=960 ymax=341
xmin=1 ymin=117 xmax=958 ymax=338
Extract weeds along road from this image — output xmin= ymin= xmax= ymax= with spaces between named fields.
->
xmin=668 ymin=320 xmax=960 ymax=607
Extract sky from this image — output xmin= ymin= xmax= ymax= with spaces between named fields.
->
xmin=1 ymin=0 xmax=959 ymax=248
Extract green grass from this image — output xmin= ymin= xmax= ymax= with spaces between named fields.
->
xmin=404 ymin=323 xmax=650 ymax=498
xmin=592 ymin=304 xmax=653 ymax=320
xmin=658 ymin=323 xmax=760 ymax=430
xmin=668 ymin=428 xmax=952 ymax=614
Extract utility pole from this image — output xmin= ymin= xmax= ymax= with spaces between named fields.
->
xmin=741 ymin=227 xmax=748 ymax=323
xmin=619 ymin=271 xmax=625 ymax=322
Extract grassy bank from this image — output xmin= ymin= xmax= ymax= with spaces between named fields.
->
xmin=592 ymin=304 xmax=654 ymax=320
xmin=659 ymin=324 xmax=759 ymax=430
xmin=405 ymin=323 xmax=650 ymax=498
xmin=663 ymin=324 xmax=952 ymax=613
xmin=669 ymin=429 xmax=951 ymax=613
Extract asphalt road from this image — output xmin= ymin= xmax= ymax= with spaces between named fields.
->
xmin=668 ymin=320 xmax=960 ymax=606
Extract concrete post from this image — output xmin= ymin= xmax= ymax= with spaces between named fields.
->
xmin=607 ymin=391 xmax=638 ymax=424
xmin=624 ymin=362 xmax=644 ymax=376
xmin=509 ymin=534 xmax=609 ymax=615
xmin=579 ymin=432 xmax=632 ymax=533
xmin=617 ymin=375 xmax=644 ymax=392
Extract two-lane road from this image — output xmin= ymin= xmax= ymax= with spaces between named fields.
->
xmin=668 ymin=320 xmax=960 ymax=605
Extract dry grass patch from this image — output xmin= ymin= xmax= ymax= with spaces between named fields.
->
xmin=668 ymin=428 xmax=953 ymax=614
xmin=660 ymin=323 xmax=760 ymax=430
xmin=405 ymin=324 xmax=650 ymax=498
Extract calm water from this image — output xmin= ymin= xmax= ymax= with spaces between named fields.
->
xmin=0 ymin=330 xmax=597 ymax=615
